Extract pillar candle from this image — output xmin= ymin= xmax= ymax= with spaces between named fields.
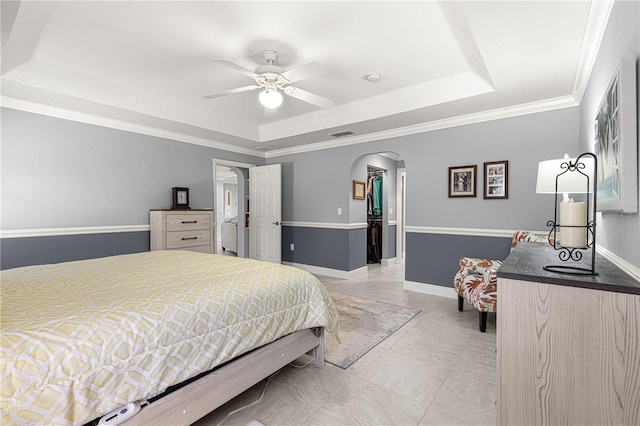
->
xmin=559 ymin=200 xmax=586 ymax=248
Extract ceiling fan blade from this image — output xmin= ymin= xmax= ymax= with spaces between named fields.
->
xmin=203 ymin=85 xmax=260 ymax=99
xmin=211 ymin=59 xmax=258 ymax=79
xmin=280 ymin=62 xmax=326 ymax=83
xmin=284 ymin=86 xmax=334 ymax=109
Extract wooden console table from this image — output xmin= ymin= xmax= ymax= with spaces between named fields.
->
xmin=497 ymin=242 xmax=640 ymax=425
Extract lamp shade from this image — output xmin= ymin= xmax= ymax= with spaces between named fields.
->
xmin=536 ymin=156 xmax=595 ymax=194
xmin=259 ymin=89 xmax=283 ymax=109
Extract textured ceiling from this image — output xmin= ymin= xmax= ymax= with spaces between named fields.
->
xmin=1 ymin=1 xmax=602 ymax=156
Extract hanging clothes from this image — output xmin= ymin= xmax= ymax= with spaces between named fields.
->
xmin=367 ymin=221 xmax=381 ymax=263
xmin=372 ymin=175 xmax=382 ymax=216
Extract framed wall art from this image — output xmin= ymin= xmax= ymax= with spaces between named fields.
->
xmin=484 ymin=160 xmax=508 ymax=199
xmin=449 ymin=165 xmax=476 ymax=198
xmin=352 ymin=180 xmax=366 ymax=200
xmin=594 ymin=55 xmax=637 ymax=213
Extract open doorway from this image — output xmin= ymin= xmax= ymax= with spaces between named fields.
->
xmin=350 ymin=152 xmax=405 ymax=270
xmin=213 ymin=159 xmax=254 ymax=258
xmin=216 ymin=166 xmax=239 ymax=256
xmin=366 ymin=165 xmax=385 ymax=264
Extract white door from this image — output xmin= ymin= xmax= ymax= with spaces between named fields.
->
xmin=249 ymin=164 xmax=281 ymax=263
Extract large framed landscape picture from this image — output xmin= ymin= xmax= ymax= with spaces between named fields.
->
xmin=594 ymin=55 xmax=638 ymax=213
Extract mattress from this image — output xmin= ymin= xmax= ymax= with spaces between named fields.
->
xmin=0 ymin=251 xmax=338 ymax=425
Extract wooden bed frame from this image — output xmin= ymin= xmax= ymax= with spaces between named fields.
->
xmin=124 ymin=327 xmax=325 ymax=426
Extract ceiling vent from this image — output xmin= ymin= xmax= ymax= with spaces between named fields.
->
xmin=329 ymin=130 xmax=355 ymax=138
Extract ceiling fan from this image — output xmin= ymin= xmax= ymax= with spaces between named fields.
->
xmin=204 ymin=50 xmax=334 ymax=110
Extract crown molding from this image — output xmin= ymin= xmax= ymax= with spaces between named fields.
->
xmin=265 ymin=95 xmax=578 ymax=158
xmin=0 ymin=96 xmax=264 ymax=159
xmin=3 ymin=93 xmax=579 ymax=161
xmin=571 ymin=0 xmax=615 ymax=104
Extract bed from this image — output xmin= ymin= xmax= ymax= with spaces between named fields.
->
xmin=0 ymin=251 xmax=338 ymax=425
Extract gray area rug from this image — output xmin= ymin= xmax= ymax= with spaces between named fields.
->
xmin=325 ymin=291 xmax=421 ymax=369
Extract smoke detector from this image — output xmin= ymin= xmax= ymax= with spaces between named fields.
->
xmin=363 ymin=73 xmax=382 ymax=83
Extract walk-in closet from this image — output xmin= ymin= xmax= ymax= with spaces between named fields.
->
xmin=367 ymin=167 xmax=384 ymax=263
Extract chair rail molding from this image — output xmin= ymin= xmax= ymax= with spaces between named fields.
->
xmin=1 ymin=225 xmax=150 ymax=239
xmin=281 ymin=221 xmax=367 ymax=229
xmin=404 ymin=225 xmax=549 ymax=238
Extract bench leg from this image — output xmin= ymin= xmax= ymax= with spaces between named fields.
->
xmin=458 ymin=295 xmax=464 ymax=312
xmin=479 ymin=311 xmax=487 ymax=332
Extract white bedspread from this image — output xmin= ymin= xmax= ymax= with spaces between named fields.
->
xmin=0 ymin=251 xmax=338 ymax=425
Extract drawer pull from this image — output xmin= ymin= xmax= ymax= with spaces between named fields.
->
xmin=181 ymin=221 xmax=198 ymax=224
xmin=181 ymin=237 xmax=198 ymax=241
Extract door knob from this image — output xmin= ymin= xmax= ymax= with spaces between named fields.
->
xmin=272 ymin=221 xmax=280 ymax=225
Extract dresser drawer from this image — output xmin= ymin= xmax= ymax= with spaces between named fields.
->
xmin=150 ymin=210 xmax=214 ymax=253
xmin=165 ymin=213 xmax=211 ymax=231
xmin=166 ymin=229 xmax=211 ymax=249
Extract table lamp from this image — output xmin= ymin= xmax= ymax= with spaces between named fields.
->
xmin=536 ymin=153 xmax=598 ymax=275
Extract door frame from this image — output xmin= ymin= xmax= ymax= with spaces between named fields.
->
xmin=396 ymin=168 xmax=406 ymax=260
xmin=213 ymin=159 xmax=256 ymax=258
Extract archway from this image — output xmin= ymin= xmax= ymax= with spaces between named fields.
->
xmin=348 ymin=151 xmax=405 ymax=270
xmin=213 ymin=159 xmax=255 ymax=258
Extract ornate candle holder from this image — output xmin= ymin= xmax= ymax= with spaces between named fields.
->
xmin=536 ymin=153 xmax=598 ymax=276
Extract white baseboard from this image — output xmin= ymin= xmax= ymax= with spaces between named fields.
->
xmin=381 ymin=257 xmax=400 ymax=267
xmin=403 ymin=280 xmax=457 ymax=299
xmin=282 ymin=262 xmax=368 ymax=280
xmin=596 ymin=245 xmax=640 ymax=282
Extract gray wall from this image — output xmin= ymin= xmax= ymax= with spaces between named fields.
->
xmin=1 ymin=232 xmax=150 ymax=270
xmin=1 ymin=104 xmax=580 ymax=286
xmin=269 ymin=107 xmax=578 ymax=286
xmin=271 ymin=108 xmax=578 ymax=229
xmin=579 ymin=0 xmax=640 ymax=270
xmin=405 ymin=233 xmax=512 ymax=287
xmin=1 ymin=108 xmax=264 ymax=268
xmin=281 ymin=226 xmax=362 ymax=271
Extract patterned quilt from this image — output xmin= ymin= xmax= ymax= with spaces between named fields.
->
xmin=0 ymin=251 xmax=338 ymax=425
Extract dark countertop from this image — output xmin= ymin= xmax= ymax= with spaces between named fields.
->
xmin=498 ymin=242 xmax=640 ymax=295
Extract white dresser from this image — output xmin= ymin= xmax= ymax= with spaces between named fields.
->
xmin=497 ymin=243 xmax=640 ymax=425
xmin=150 ymin=209 xmax=214 ymax=254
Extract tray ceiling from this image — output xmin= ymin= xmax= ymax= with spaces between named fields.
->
xmin=1 ymin=1 xmax=601 ymax=155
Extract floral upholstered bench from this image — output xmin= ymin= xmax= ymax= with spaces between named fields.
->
xmin=454 ymin=231 xmax=548 ymax=332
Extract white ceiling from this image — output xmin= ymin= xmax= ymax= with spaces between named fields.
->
xmin=1 ymin=1 xmax=605 ymax=157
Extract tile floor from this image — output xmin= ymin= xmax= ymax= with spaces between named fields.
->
xmin=195 ymin=262 xmax=497 ymax=426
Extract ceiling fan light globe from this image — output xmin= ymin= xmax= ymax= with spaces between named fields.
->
xmin=259 ymin=89 xmax=283 ymax=109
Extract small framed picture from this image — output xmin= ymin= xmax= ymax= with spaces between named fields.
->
xmin=353 ymin=180 xmax=366 ymax=200
xmin=171 ymin=187 xmax=190 ymax=210
xmin=449 ymin=165 xmax=477 ymax=198
xmin=484 ymin=160 xmax=508 ymax=199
